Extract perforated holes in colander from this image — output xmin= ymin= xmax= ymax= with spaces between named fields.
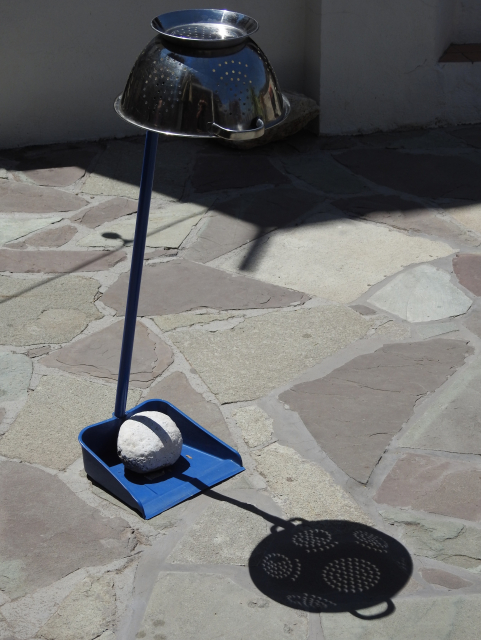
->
xmin=322 ymin=558 xmax=381 ymax=594
xmin=167 ymin=23 xmax=241 ymax=40
xmin=292 ymin=528 xmax=338 ymax=553
xmin=353 ymin=530 xmax=389 ymax=554
xmin=286 ymin=593 xmax=337 ymax=610
xmin=262 ymin=553 xmax=301 ymax=581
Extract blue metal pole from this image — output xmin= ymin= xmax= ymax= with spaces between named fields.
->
xmin=114 ymin=130 xmax=159 ymax=418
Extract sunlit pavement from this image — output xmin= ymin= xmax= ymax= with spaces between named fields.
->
xmin=1 ymin=125 xmax=481 ymax=639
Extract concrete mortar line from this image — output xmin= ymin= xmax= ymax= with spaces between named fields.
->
xmin=441 ymin=213 xmax=481 ymax=245
xmin=219 ymin=409 xmax=270 ymax=490
xmin=351 ymin=253 xmax=460 ymax=309
xmin=252 ymin=334 xmax=477 ymax=519
xmin=96 ymin=465 xmax=287 ymax=632
xmin=0 ymin=556 xmax=137 ymax=639
xmin=384 ymin=341 xmax=480 ymax=452
xmin=27 ymin=366 xmax=120 ymax=391
xmin=366 ymin=448 xmax=481 ymax=505
xmin=355 ymin=217 xmax=472 ymax=254
xmin=115 ymin=491 xmax=226 ymax=640
xmin=326 ymin=196 xmax=464 ymax=239
xmin=379 ymin=503 xmax=481 ymax=534
xmin=138 ymin=316 xmax=230 ymax=404
xmin=247 ymin=331 xmax=398 ymax=402
xmin=389 ymin=446 xmax=481 ymax=466
xmin=308 ymin=613 xmax=326 ymax=640
xmin=147 ymin=560 xmax=309 ymax=627
xmin=153 ymin=562 xmax=256 ymax=588
xmin=256 ymin=394 xmax=385 ymax=529
xmin=278 ymin=158 xmax=374 ymax=199
xmin=322 ymin=160 xmax=480 ymax=217
xmin=412 ymin=556 xmax=481 ymax=588
xmin=358 ymin=336 xmax=478 ymax=479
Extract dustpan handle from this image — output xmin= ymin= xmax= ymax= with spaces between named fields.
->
xmin=114 ymin=130 xmax=159 ymax=419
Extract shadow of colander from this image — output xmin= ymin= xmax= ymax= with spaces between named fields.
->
xmin=248 ymin=518 xmax=412 ymax=619
xmin=178 ymin=481 xmax=412 ymax=620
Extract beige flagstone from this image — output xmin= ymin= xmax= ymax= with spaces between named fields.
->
xmin=211 ymin=213 xmax=454 ymax=303
xmin=0 ymin=215 xmax=62 ymax=245
xmin=77 ymin=202 xmax=208 ymax=249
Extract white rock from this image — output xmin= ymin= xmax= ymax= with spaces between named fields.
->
xmin=117 ymin=411 xmax=183 ymax=473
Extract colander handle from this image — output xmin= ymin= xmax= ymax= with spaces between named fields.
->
xmin=209 ymin=118 xmax=264 ymax=141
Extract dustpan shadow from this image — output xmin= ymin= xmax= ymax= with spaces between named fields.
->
xmin=184 ymin=477 xmax=412 ymax=620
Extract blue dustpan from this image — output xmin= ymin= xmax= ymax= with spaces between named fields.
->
xmin=78 ymin=131 xmax=244 ymax=519
xmin=79 ymin=399 xmax=244 ymax=519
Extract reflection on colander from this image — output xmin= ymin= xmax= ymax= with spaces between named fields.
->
xmin=115 ymin=9 xmax=289 ymax=141
xmin=166 ymin=24 xmax=244 ymax=41
xmin=249 ymin=520 xmax=413 ymax=615
xmin=152 ymin=9 xmax=259 ymax=49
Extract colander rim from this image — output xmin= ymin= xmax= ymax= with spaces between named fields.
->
xmin=114 ymin=94 xmax=290 ymax=140
xmin=151 ymin=8 xmax=259 ymax=50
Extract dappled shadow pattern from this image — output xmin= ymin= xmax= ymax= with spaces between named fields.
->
xmin=181 ymin=484 xmax=412 ymax=620
xmin=249 ymin=518 xmax=412 ymax=618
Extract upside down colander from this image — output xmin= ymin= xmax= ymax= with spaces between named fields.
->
xmin=115 ymin=9 xmax=289 ymax=141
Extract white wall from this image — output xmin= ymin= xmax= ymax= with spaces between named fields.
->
xmin=1 ymin=0 xmax=481 ymax=147
xmin=318 ymin=0 xmax=459 ymax=134
xmin=303 ymin=0 xmax=322 ymax=103
xmin=0 ymin=1 xmax=306 ymax=148
xmin=454 ymin=0 xmax=481 ymax=42
xmin=317 ymin=0 xmax=481 ymax=135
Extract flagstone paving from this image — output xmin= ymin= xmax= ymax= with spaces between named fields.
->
xmin=399 ymin=357 xmax=481 ymax=454
xmin=191 ymin=154 xmax=290 ymax=192
xmin=2 ymin=124 xmax=481 ymax=639
xmin=183 ymin=186 xmax=321 ymax=263
xmin=331 ymin=194 xmax=480 ymax=246
xmin=335 ymin=149 xmax=481 ymax=200
xmin=0 ymin=375 xmax=141 ymax=470
xmin=374 ymin=453 xmax=481 ymax=521
xmin=453 ymin=253 xmax=481 ymax=295
xmin=0 ymin=215 xmax=62 ymax=245
xmin=320 ymin=594 xmax=481 ymax=640
xmin=78 ymin=202 xmax=209 ymax=250
xmin=420 ymin=568 xmax=472 ymax=590
xmin=22 ymin=223 xmax=78 ymax=248
xmin=367 ymin=264 xmax=473 ymax=322
xmin=448 ymin=203 xmax=481 ymax=235
xmin=0 ymin=460 xmax=136 ymax=599
xmin=102 ymin=258 xmax=309 ymax=316
xmin=279 ymin=339 xmax=471 ymax=482
xmin=170 ymin=305 xmax=371 ymax=403
xmin=71 ymin=197 xmax=138 ymax=228
xmin=144 ymin=371 xmax=235 ymax=448
xmin=0 ymin=248 xmax=126 ymax=273
xmin=0 ymin=181 xmax=87 ymax=213
xmin=0 ymin=274 xmax=102 ymax=345
xmin=211 ymin=212 xmax=453 ymax=303
xmin=41 ymin=320 xmax=173 ymax=388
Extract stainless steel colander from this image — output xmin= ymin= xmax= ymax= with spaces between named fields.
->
xmin=115 ymin=9 xmax=289 ymax=141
